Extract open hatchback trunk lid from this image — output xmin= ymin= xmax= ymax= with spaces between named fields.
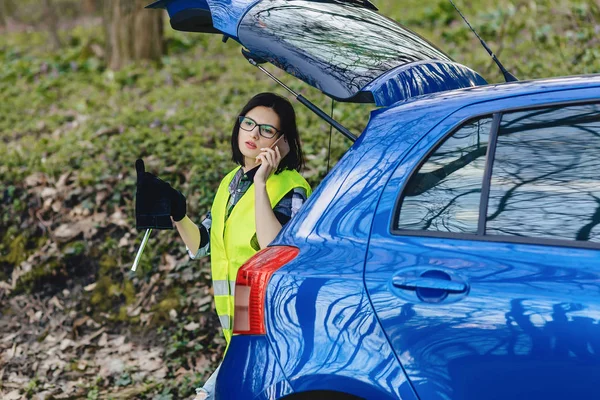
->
xmin=147 ymin=0 xmax=487 ymax=106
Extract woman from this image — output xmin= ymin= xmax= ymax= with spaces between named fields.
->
xmin=136 ymin=92 xmax=311 ymax=399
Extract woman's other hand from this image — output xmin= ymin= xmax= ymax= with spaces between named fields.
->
xmin=135 ymin=159 xmax=187 ymax=229
xmin=254 ymin=146 xmax=282 ymax=186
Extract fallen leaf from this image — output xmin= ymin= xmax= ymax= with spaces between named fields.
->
xmin=24 ymin=172 xmax=48 ymax=187
xmin=79 ymin=327 xmax=106 ymax=347
xmin=110 ymin=335 xmax=126 ymax=347
xmin=49 ymin=296 xmax=64 ymax=310
xmin=183 ymin=321 xmax=200 ymax=331
xmin=11 ymin=262 xmax=33 ymax=289
xmin=72 ymin=316 xmax=89 ymax=332
xmin=1 ymin=332 xmax=19 ymax=343
xmin=3 ymin=390 xmax=21 ymax=400
xmin=55 ymin=171 xmax=72 ymax=190
xmin=40 ymin=187 xmax=57 ymax=199
xmin=33 ymin=391 xmax=54 ymax=400
xmin=54 ymin=223 xmax=84 ymax=242
xmin=95 ymin=190 xmax=109 ymax=206
xmin=54 ymin=213 xmax=106 ymax=242
xmin=98 ymin=358 xmax=125 ymax=378
xmin=117 ymin=342 xmax=133 ymax=354
xmin=118 ymin=234 xmax=130 ymax=248
xmin=51 ymin=201 xmax=62 ymax=212
xmin=8 ymin=372 xmax=30 ymax=385
xmin=98 ymin=332 xmax=108 ymax=347
xmin=159 ymin=254 xmax=177 ymax=272
xmin=109 ymin=209 xmax=129 ymax=227
xmin=59 ymin=338 xmax=75 ymax=351
xmin=154 ymin=366 xmax=168 ymax=379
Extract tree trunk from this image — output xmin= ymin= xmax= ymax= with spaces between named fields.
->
xmin=103 ymin=0 xmax=165 ymax=70
xmin=43 ymin=0 xmax=62 ymax=49
xmin=81 ymin=0 xmax=98 ymax=15
xmin=0 ymin=0 xmax=14 ymax=30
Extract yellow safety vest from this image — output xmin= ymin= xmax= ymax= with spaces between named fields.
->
xmin=210 ymin=166 xmax=311 ymax=343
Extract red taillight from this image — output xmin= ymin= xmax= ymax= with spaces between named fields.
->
xmin=233 ymin=246 xmax=299 ymax=335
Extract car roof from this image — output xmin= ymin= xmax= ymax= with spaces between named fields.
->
xmin=360 ymin=74 xmax=600 ymax=151
xmin=378 ymin=74 xmax=600 ymax=122
xmin=382 ymin=75 xmax=600 ymax=114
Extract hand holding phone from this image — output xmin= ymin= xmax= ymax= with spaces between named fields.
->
xmin=256 ymin=134 xmax=290 ymax=164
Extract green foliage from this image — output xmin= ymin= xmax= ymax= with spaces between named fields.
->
xmin=14 ymin=258 xmax=61 ymax=294
xmin=1 ymin=227 xmax=28 ymax=266
xmin=65 ymin=240 xmax=87 ymax=257
xmin=115 ymin=373 xmax=132 ymax=387
xmin=86 ymin=388 xmax=100 ymax=400
xmin=151 ymin=288 xmax=183 ymax=325
xmin=152 ymin=387 xmax=174 ymax=400
xmin=379 ymin=0 xmax=600 ymax=82
xmin=84 ymin=376 xmax=104 ymax=400
xmin=89 ymin=256 xmax=137 ymax=318
xmin=25 ymin=376 xmax=40 ymax=397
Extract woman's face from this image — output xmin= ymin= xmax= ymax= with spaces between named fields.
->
xmin=238 ymin=106 xmax=281 ymax=170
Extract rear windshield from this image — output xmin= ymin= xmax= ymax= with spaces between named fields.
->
xmin=239 ymin=0 xmax=452 ymax=100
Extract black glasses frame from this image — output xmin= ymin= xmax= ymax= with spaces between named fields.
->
xmin=238 ymin=116 xmax=281 ymax=139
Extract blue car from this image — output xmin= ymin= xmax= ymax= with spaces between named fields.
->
xmin=149 ymin=1 xmax=600 ymax=399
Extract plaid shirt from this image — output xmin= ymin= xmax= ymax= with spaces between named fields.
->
xmin=187 ymin=167 xmax=307 ymax=259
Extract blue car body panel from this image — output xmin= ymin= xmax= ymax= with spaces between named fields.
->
xmin=147 ymin=0 xmax=487 ymax=105
xmin=147 ymin=0 xmax=210 ymax=17
xmin=146 ymin=0 xmax=258 ymax=38
xmin=217 ymin=76 xmax=600 ymax=399
xmin=215 ymin=335 xmax=294 ymax=400
xmin=361 ymin=61 xmax=487 ymax=107
xmin=365 ymin=83 xmax=600 ymax=399
xmin=265 ymin=270 xmax=416 ymax=399
xmin=199 ymin=0 xmax=259 ymax=38
xmin=237 ymin=0 xmax=486 ymax=104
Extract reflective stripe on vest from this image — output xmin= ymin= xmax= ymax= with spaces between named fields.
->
xmin=210 ymin=167 xmax=311 ymax=344
xmin=212 ymin=280 xmax=236 ymax=296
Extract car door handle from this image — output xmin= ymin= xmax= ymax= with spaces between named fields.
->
xmin=392 ymin=276 xmax=467 ymax=293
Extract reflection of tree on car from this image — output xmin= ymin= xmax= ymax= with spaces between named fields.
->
xmin=487 ymin=104 xmax=600 ymax=241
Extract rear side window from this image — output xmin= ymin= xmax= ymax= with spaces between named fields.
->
xmin=486 ymin=103 xmax=600 ymax=243
xmin=397 ymin=117 xmax=493 ymax=233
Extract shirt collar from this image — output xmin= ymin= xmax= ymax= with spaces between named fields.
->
xmin=242 ymin=165 xmax=260 ymax=181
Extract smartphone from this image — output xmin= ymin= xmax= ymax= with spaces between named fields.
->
xmin=256 ymin=135 xmax=290 ymax=164
xmin=270 ymin=134 xmax=290 ymax=158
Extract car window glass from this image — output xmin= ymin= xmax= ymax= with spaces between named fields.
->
xmin=239 ymin=0 xmax=451 ymax=99
xmin=486 ymin=103 xmax=600 ymax=243
xmin=397 ymin=117 xmax=492 ymax=233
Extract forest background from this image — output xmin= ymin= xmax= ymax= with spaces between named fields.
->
xmin=1 ymin=0 xmax=599 ymax=399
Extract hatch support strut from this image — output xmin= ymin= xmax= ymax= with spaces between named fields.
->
xmin=245 ymin=56 xmax=357 ymax=143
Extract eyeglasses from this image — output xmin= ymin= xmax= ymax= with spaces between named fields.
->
xmin=238 ymin=116 xmax=281 ymax=139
